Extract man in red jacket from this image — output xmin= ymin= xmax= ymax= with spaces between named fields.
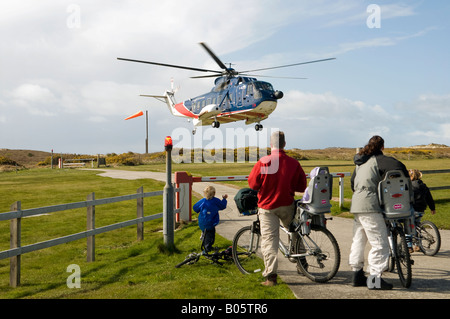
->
xmin=248 ymin=131 xmax=307 ymax=286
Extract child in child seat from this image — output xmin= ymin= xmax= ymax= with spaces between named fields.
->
xmin=193 ymin=186 xmax=228 ymax=254
xmin=408 ymin=169 xmax=436 ymax=253
xmin=301 ymin=167 xmax=321 ymax=203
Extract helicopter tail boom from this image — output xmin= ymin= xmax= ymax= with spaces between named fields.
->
xmin=140 ymin=91 xmax=184 ymax=117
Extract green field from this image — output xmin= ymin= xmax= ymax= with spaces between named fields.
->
xmin=0 ymin=169 xmax=294 ymax=299
xmin=0 ymin=158 xmax=448 ymax=299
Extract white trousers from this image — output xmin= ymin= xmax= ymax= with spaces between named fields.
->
xmin=349 ymin=213 xmax=390 ymax=276
xmin=258 ymin=203 xmax=294 ymax=278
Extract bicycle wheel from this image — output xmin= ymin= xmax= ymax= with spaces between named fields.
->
xmin=175 ymin=253 xmax=199 ymax=268
xmin=232 ymin=226 xmax=264 ymax=275
xmin=392 ymin=227 xmax=412 ymax=288
xmin=295 ymin=225 xmax=340 ymax=283
xmin=417 ymin=221 xmax=441 ymax=256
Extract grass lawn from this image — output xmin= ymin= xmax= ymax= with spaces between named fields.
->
xmin=0 ymin=168 xmax=294 ymax=299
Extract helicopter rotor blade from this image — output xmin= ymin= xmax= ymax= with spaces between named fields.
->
xmin=190 ymin=74 xmax=223 ymax=79
xmin=117 ymin=57 xmax=222 ymax=74
xmin=240 ymin=74 xmax=308 ymax=80
xmin=240 ymin=58 xmax=336 ymax=74
xmin=199 ymin=42 xmax=228 ymax=71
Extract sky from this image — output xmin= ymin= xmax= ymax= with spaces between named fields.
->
xmin=1 ymin=0 xmax=449 ymax=155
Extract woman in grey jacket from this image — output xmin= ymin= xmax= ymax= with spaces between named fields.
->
xmin=349 ymin=135 xmax=408 ymax=290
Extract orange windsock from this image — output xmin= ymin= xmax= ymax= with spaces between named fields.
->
xmin=124 ymin=110 xmax=144 ymax=120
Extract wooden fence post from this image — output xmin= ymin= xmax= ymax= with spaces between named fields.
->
xmin=10 ymin=201 xmax=21 ymax=287
xmin=87 ymin=192 xmax=95 ymax=262
xmin=137 ymin=187 xmax=144 ymax=241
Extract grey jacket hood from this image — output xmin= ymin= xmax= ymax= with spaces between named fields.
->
xmin=353 ymin=151 xmax=383 ymax=166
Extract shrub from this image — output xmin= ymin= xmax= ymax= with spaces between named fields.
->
xmin=0 ymin=156 xmax=18 ymax=166
xmin=106 ymin=152 xmax=142 ymax=166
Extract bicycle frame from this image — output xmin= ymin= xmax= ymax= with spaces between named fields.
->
xmin=279 ymin=225 xmax=314 ymax=259
xmin=386 ymin=219 xmax=399 ymax=256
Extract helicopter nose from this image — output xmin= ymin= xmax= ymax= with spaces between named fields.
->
xmin=274 ymin=90 xmax=284 ymax=99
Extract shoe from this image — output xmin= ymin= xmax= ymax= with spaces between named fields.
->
xmin=261 ymin=274 xmax=277 ymax=286
xmin=409 ymin=247 xmax=414 ymax=254
xmin=368 ymin=277 xmax=393 ymax=290
xmin=413 ymin=245 xmax=421 ymax=252
xmin=352 ymin=269 xmax=367 ymax=287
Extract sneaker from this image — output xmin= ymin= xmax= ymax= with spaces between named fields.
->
xmin=352 ymin=269 xmax=367 ymax=287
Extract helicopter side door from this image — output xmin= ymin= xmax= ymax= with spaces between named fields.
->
xmin=237 ymin=85 xmax=244 ymax=108
xmin=244 ymin=83 xmax=252 ymax=105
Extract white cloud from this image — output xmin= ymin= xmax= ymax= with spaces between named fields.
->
xmin=11 ymin=84 xmax=56 ymax=104
xmin=9 ymin=83 xmax=58 ymax=116
xmin=268 ymin=90 xmax=450 ymax=149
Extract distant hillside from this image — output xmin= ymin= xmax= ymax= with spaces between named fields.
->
xmin=0 ymin=149 xmax=51 ymax=167
xmin=1 ymin=144 xmax=449 ymax=170
xmin=410 ymin=143 xmax=449 ymax=148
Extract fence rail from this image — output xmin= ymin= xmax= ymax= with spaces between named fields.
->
xmin=1 ymin=186 xmax=180 ymax=287
xmin=421 ymin=169 xmax=450 ymax=191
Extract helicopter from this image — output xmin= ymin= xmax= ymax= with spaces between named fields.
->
xmin=118 ymin=43 xmax=335 ymax=134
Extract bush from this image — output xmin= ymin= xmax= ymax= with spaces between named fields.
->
xmin=0 ymin=156 xmax=18 ymax=166
xmin=106 ymin=152 xmax=142 ymax=166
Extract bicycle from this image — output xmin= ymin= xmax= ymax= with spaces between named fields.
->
xmin=411 ymin=213 xmax=441 ymax=256
xmin=175 ymin=246 xmax=233 ymax=268
xmin=385 ymin=216 xmax=412 ymax=288
xmin=378 ymin=169 xmax=416 ymax=288
xmin=232 ymin=202 xmax=341 ymax=283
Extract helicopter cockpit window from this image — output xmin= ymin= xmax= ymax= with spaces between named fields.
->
xmin=254 ymin=82 xmax=274 ymax=92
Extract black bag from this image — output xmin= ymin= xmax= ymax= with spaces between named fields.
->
xmin=234 ymin=188 xmax=258 ymax=215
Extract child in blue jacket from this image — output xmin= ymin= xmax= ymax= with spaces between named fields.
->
xmin=193 ymin=186 xmax=228 ymax=253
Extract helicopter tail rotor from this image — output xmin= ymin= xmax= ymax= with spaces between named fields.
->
xmin=170 ymin=77 xmax=180 ymax=93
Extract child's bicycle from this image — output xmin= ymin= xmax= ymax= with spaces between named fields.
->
xmin=175 ymin=246 xmax=233 ymax=268
xmin=175 ymin=231 xmax=233 ymax=268
xmin=411 ymin=213 xmax=441 ymax=256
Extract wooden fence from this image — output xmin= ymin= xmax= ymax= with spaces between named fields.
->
xmin=0 ymin=186 xmax=180 ymax=287
xmin=421 ymin=169 xmax=450 ymax=191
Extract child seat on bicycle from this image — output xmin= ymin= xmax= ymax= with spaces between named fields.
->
xmin=292 ymin=167 xmax=333 ymax=233
xmin=377 ymin=170 xmax=414 ymax=220
xmin=297 ymin=167 xmax=333 ymax=214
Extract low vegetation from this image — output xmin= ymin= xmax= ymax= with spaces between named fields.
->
xmin=2 ymin=144 xmax=449 ymax=170
xmin=0 ymin=169 xmax=294 ymax=299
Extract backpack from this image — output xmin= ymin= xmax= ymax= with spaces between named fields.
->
xmin=234 ymin=188 xmax=258 ymax=215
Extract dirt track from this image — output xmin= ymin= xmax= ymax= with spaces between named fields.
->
xmin=94 ymin=169 xmax=450 ymax=299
